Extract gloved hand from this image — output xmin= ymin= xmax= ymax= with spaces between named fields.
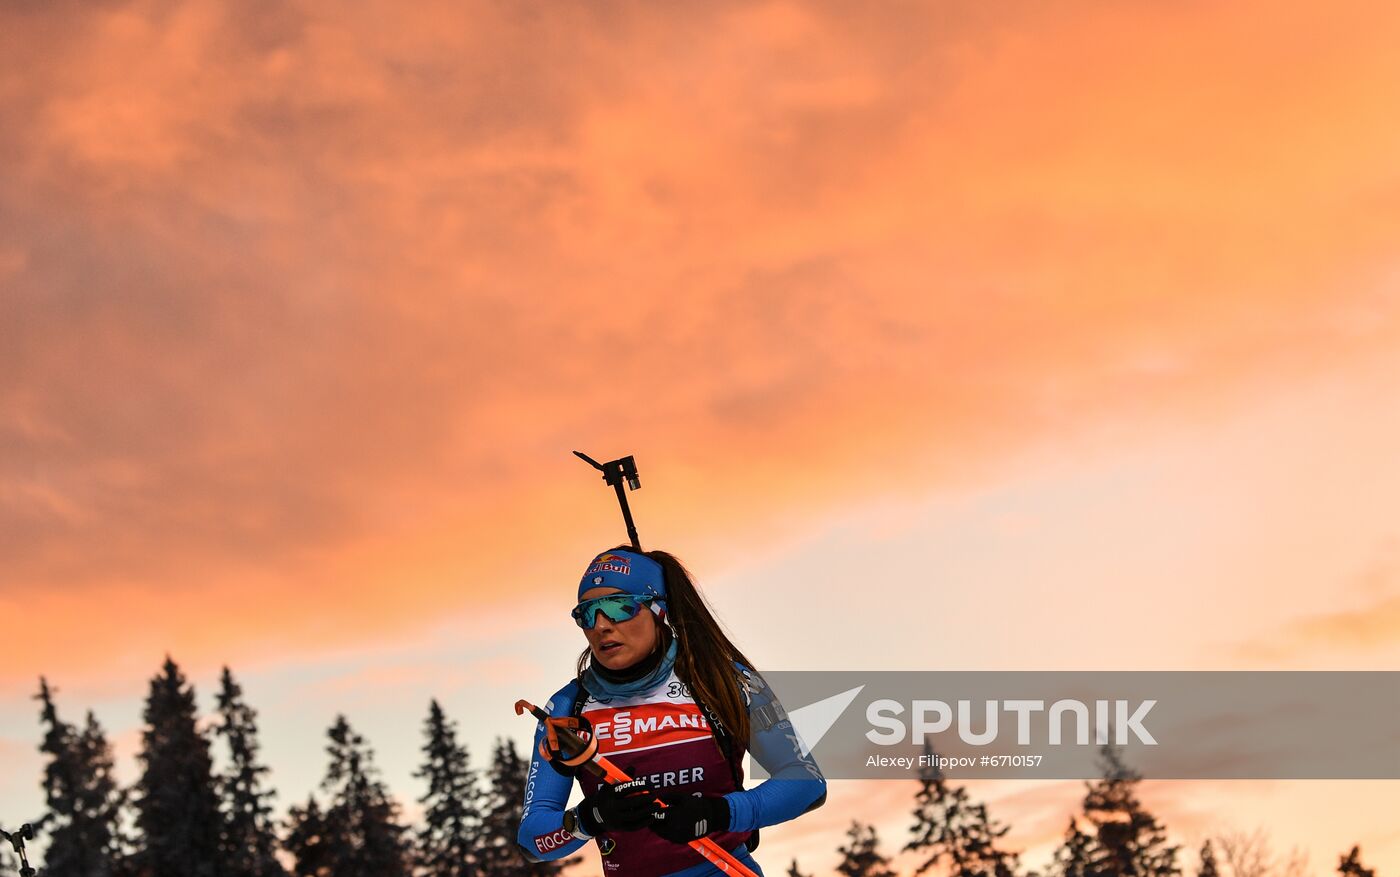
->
xmin=648 ymin=793 xmax=731 ymax=843
xmin=576 ymin=777 xmax=658 ymax=835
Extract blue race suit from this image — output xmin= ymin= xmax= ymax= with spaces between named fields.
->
xmin=517 ymin=660 xmax=826 ymax=877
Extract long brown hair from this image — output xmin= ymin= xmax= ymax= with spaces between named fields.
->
xmin=575 ymin=546 xmax=756 ymax=744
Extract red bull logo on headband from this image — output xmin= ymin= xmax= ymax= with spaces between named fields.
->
xmin=587 ymin=552 xmax=632 ymax=576
xmin=577 ymin=548 xmax=666 ymax=601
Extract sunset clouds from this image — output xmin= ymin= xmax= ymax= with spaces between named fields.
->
xmin=3 ymin=0 xmax=1399 ymax=785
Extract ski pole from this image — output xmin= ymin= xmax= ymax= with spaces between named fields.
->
xmin=514 ymin=699 xmax=759 ymax=877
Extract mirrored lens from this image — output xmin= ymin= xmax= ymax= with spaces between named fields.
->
xmin=571 ymin=595 xmax=648 ymax=629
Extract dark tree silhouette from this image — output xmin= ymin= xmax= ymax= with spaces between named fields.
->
xmin=1196 ymin=840 xmax=1220 ymax=877
xmin=76 ymin=711 xmax=136 ymax=876
xmin=477 ymin=737 xmax=575 ymax=877
xmin=130 ymin=657 xmax=224 ymax=877
xmin=905 ymin=742 xmax=1019 ymax=877
xmin=836 ymin=821 xmax=897 ymax=877
xmin=1051 ymin=818 xmax=1101 ymax=877
xmin=1079 ymin=746 xmax=1179 ymax=877
xmin=283 ymin=797 xmax=334 ymax=877
xmin=317 ymin=714 xmax=411 ymax=877
xmin=34 ymin=679 xmax=128 ymax=877
xmin=787 ymin=858 xmax=813 ymax=877
xmin=214 ymin=667 xmax=288 ymax=877
xmin=1337 ymin=845 xmax=1375 ymax=877
xmin=415 ymin=700 xmax=483 ymax=877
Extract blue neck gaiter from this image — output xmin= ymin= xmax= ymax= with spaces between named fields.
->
xmin=582 ymin=633 xmax=678 ymax=701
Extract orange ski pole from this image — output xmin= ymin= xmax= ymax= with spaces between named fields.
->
xmin=515 ymin=699 xmax=759 ymax=877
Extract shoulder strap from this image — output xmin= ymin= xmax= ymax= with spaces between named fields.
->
xmin=570 ymin=680 xmax=591 ymax=717
xmin=691 ymin=694 xmax=736 ymax=770
xmin=691 ymin=691 xmax=760 ymax=852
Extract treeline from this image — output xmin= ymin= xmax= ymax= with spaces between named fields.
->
xmin=5 ymin=661 xmax=1383 ymax=877
xmin=8 ymin=657 xmax=576 ymax=877
xmin=789 ymin=743 xmax=1379 ymax=877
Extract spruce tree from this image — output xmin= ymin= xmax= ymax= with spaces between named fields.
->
xmin=415 ymin=700 xmax=482 ymax=877
xmin=214 ymin=667 xmax=288 ymax=877
xmin=131 ymin=656 xmax=225 ymax=877
xmin=836 ymin=821 xmax=897 ymax=877
xmin=1080 ymin=746 xmax=1179 ymax=877
xmin=787 ymin=859 xmax=812 ymax=877
xmin=1051 ymin=818 xmax=1100 ymax=877
xmin=477 ymin=738 xmax=526 ymax=877
xmin=1337 ymin=846 xmax=1375 ymax=877
xmin=284 ymin=797 xmax=333 ymax=877
xmin=478 ymin=737 xmax=576 ymax=877
xmin=76 ymin=711 xmax=134 ymax=874
xmin=905 ymin=742 xmax=1019 ymax=877
xmin=1197 ymin=840 xmax=1220 ymax=877
xmin=35 ymin=678 xmax=127 ymax=877
xmin=318 ymin=714 xmax=411 ymax=877
xmin=36 ymin=676 xmax=84 ymax=871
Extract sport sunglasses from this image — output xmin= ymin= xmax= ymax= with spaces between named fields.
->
xmin=571 ymin=594 xmax=658 ymax=630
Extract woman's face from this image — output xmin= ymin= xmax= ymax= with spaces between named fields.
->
xmin=578 ymin=586 xmax=661 ymax=671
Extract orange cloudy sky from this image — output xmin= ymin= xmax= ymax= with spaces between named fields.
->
xmin=2 ymin=0 xmax=1398 ymax=873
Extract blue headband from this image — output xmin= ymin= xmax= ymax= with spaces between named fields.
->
xmin=576 ymin=549 xmax=667 ymax=602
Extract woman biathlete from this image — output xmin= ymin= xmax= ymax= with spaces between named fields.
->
xmin=517 ymin=547 xmax=827 ymax=876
